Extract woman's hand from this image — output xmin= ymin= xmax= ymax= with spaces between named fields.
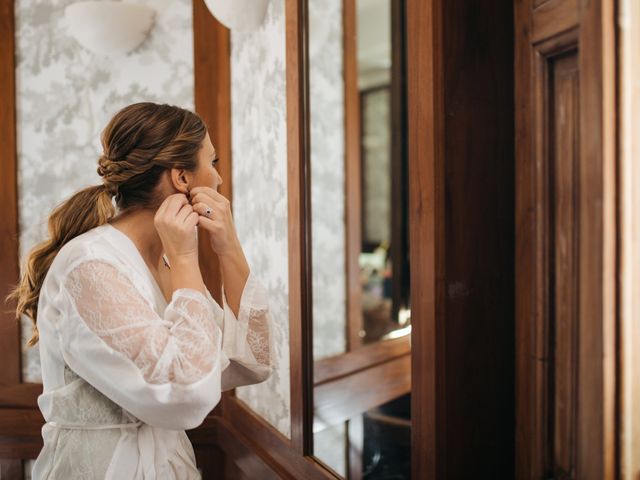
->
xmin=189 ymin=186 xmax=240 ymax=256
xmin=154 ymin=193 xmax=200 ymax=262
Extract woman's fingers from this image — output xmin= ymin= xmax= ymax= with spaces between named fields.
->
xmin=175 ymin=203 xmax=194 ymax=224
xmin=162 ymin=193 xmax=189 ymax=217
xmin=153 ymin=193 xmax=198 ymax=260
xmin=185 ymin=211 xmax=200 ymax=229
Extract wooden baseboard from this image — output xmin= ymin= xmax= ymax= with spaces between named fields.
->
xmin=0 ymin=397 xmax=339 ymax=480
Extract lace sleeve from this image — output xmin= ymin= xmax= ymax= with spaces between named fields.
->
xmin=59 ymin=259 xmax=227 ymax=429
xmin=215 ymin=271 xmax=273 ymax=390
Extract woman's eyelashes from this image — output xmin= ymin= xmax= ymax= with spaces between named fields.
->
xmin=211 ymin=157 xmax=219 ymax=167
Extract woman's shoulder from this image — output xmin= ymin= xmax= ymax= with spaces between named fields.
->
xmin=49 ymin=224 xmax=120 ymax=278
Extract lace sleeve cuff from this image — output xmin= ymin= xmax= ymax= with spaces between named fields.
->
xmin=220 ymin=271 xmax=271 ymax=368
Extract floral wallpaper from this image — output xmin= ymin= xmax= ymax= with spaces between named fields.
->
xmin=309 ymin=0 xmax=347 ymax=361
xmin=15 ymin=0 xmax=195 ymax=382
xmin=230 ymin=0 xmax=292 ymax=438
xmin=308 ymin=0 xmax=348 ymax=466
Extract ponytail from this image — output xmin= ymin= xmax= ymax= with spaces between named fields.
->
xmin=7 ymin=185 xmax=114 ymax=346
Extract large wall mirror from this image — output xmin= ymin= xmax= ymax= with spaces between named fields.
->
xmin=306 ymin=0 xmax=411 ymax=477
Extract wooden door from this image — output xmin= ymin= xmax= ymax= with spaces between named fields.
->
xmin=514 ymin=0 xmax=617 ymax=478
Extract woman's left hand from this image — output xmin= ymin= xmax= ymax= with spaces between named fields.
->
xmin=189 ymin=186 xmax=241 ymax=256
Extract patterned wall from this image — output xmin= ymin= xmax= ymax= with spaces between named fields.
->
xmin=309 ymin=0 xmax=347 ymax=361
xmin=230 ymin=0 xmax=292 ymax=438
xmin=15 ymin=0 xmax=195 ymax=379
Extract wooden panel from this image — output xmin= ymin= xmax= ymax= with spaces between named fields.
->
xmin=515 ymin=0 xmax=617 ymax=477
xmin=619 ymin=0 xmax=640 ymax=477
xmin=407 ymin=0 xmax=516 ymax=477
xmin=314 ymin=354 xmax=410 ymax=432
xmin=532 ymin=0 xmax=578 ymax=44
xmin=0 ymin=384 xmax=40 ymax=409
xmin=576 ymin=0 xmax=617 ymax=477
xmin=439 ymin=0 xmax=516 ymax=476
xmin=549 ymin=51 xmax=579 ymax=478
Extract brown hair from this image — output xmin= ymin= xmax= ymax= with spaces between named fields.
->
xmin=8 ymin=102 xmax=207 ymax=346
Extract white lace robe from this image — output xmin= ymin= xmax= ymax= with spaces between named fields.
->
xmin=31 ymin=223 xmax=273 ymax=479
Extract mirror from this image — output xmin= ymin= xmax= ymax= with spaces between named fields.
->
xmin=308 ymin=0 xmax=411 ymax=476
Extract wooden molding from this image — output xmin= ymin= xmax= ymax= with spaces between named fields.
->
xmin=515 ymin=0 xmax=618 ymax=477
xmin=285 ymin=0 xmax=315 ymax=456
xmin=343 ymin=0 xmax=364 ymax=353
xmin=0 ymin=0 xmax=25 ymax=475
xmin=406 ymin=0 xmax=444 ymax=477
xmin=223 ymin=396 xmax=337 ymax=479
xmin=0 ymin=0 xmax=21 ymax=389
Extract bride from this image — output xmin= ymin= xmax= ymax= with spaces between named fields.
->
xmin=8 ymin=102 xmax=273 ymax=479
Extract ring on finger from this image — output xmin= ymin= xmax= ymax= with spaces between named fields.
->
xmin=205 ymin=207 xmax=212 ymax=218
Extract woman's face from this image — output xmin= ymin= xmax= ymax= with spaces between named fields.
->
xmin=191 ymin=131 xmax=222 ymax=191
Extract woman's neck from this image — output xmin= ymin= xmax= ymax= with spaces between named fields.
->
xmin=110 ymin=209 xmax=163 ymax=269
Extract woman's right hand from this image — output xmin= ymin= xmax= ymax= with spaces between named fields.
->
xmin=154 ymin=193 xmax=200 ymax=263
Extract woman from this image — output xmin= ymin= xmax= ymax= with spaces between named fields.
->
xmin=9 ymin=102 xmax=273 ymax=479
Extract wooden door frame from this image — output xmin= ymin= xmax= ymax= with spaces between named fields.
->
xmin=514 ymin=0 xmax=618 ymax=478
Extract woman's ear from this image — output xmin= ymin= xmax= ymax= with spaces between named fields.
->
xmin=170 ymin=168 xmax=191 ymax=194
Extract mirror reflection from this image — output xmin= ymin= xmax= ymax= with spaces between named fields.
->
xmin=309 ymin=0 xmax=411 ymax=477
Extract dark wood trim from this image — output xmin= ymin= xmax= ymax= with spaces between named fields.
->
xmin=515 ymin=0 xmax=618 ymax=477
xmin=406 ymin=0 xmax=444 ymax=478
xmin=577 ymin=0 xmax=617 ymax=476
xmin=0 ymin=0 xmax=21 ymax=389
xmin=389 ymin=0 xmax=409 ymax=328
xmin=514 ymin=0 xmax=535 ymax=474
xmin=285 ymin=0 xmax=315 ymax=456
xmin=0 ymin=0 xmax=26 ymax=476
xmin=314 ymin=334 xmax=410 ymax=386
xmin=223 ymin=396 xmax=337 ymax=479
xmin=343 ymin=0 xmax=364 ymax=353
